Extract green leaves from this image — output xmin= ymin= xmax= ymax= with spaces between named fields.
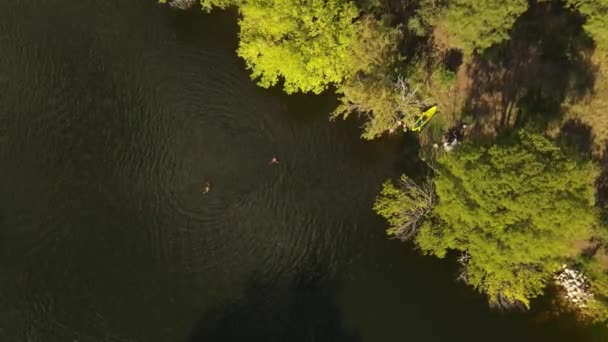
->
xmin=332 ymin=17 xmax=415 ymax=139
xmin=374 ymin=176 xmax=435 ymax=240
xmin=199 ymin=0 xmax=242 ymax=11
xmin=377 ymin=131 xmax=600 ymax=307
xmin=199 ymin=0 xmax=422 ymax=137
xmin=333 ymin=76 xmax=420 ymax=139
xmin=566 ymin=0 xmax=608 ymax=60
xmin=422 ymin=131 xmax=599 ymax=306
xmin=415 ymin=0 xmax=528 ymax=54
xmin=237 ymin=0 xmax=361 ymax=94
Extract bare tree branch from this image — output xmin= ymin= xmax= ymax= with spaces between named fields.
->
xmin=388 ymin=175 xmax=436 ymax=241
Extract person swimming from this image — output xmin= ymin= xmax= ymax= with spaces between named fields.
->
xmin=202 ymin=180 xmax=211 ymax=194
xmin=270 ymin=156 xmax=280 ymax=164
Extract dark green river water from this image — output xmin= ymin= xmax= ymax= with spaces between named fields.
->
xmin=1 ymin=1 xmax=607 ymax=341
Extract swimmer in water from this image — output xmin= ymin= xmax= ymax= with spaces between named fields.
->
xmin=270 ymin=156 xmax=280 ymax=164
xmin=202 ymin=180 xmax=211 ymax=194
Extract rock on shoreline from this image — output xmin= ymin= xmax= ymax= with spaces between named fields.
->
xmin=555 ymin=265 xmax=593 ymax=308
xmin=161 ymin=0 xmax=197 ymax=10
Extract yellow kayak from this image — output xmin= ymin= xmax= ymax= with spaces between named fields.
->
xmin=411 ymin=105 xmax=438 ymax=132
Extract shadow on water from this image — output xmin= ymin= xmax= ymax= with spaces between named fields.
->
xmin=335 ymin=235 xmax=608 ymax=342
xmin=465 ymin=0 xmax=597 ymax=133
xmin=188 ymin=269 xmax=359 ymax=342
xmin=165 ymin=5 xmax=239 ymax=50
xmin=393 ymin=132 xmax=432 ymax=182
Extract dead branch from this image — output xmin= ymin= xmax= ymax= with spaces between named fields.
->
xmin=390 ymin=176 xmax=436 ymax=241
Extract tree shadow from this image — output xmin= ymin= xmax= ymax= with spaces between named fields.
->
xmin=595 ymin=145 xmax=608 ymax=225
xmin=557 ymin=119 xmax=595 ymax=160
xmin=381 ymin=0 xmax=425 ymax=25
xmin=187 ymin=270 xmax=359 ymax=342
xmin=464 ymin=0 xmax=598 ymax=134
xmin=443 ymin=49 xmax=463 ymax=72
xmin=394 ymin=132 xmax=428 ymax=178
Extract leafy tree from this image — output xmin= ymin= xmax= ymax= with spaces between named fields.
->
xmin=407 ymin=0 xmax=443 ymax=36
xmin=192 ymin=0 xmax=424 ymax=136
xmin=579 ymin=257 xmax=608 ymax=322
xmin=413 ymin=0 xmax=528 ymax=54
xmin=332 ymin=17 xmax=428 ymax=139
xmin=333 ymin=76 xmax=423 ymax=139
xmin=236 ymin=0 xmax=361 ymax=94
xmin=374 ymin=175 xmax=435 ymax=240
xmin=378 ymin=131 xmax=599 ymax=306
xmin=347 ymin=16 xmax=402 ymax=76
xmin=566 ymin=0 xmax=608 ymax=60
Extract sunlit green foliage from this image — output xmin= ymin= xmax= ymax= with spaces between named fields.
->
xmin=407 ymin=0 xmax=442 ymax=36
xmin=414 ymin=0 xmax=528 ymax=54
xmin=200 ymin=0 xmax=241 ymax=11
xmin=566 ymin=0 xmax=608 ymax=59
xmin=579 ymin=257 xmax=608 ymax=321
xmin=333 ymin=76 xmax=419 ymax=139
xmin=379 ymin=131 xmax=599 ymax=306
xmin=237 ymin=0 xmax=361 ymax=94
xmin=347 ymin=16 xmax=401 ymax=76
xmin=418 ymin=131 xmax=598 ymax=306
xmin=332 ymin=18 xmax=426 ymax=139
xmin=374 ymin=175 xmax=435 ymax=239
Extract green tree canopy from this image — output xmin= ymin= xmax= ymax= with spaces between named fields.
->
xmin=378 ymin=131 xmax=599 ymax=306
xmin=566 ymin=0 xmax=608 ymax=60
xmin=333 ymin=76 xmax=422 ymax=139
xmin=192 ymin=0 xmax=419 ymax=137
xmin=374 ymin=175 xmax=435 ymax=239
xmin=331 ymin=17 xmax=428 ymax=139
xmin=414 ymin=0 xmax=528 ymax=54
xmin=237 ymin=0 xmax=361 ymax=94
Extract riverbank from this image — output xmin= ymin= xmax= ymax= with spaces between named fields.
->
xmin=160 ymin=0 xmax=608 ymax=327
